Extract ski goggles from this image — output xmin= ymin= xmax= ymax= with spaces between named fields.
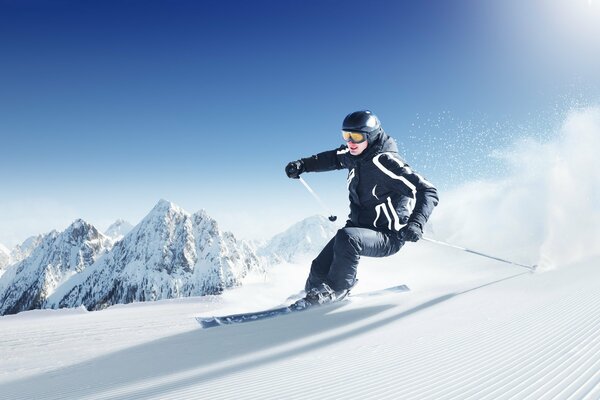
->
xmin=342 ymin=130 xmax=367 ymax=143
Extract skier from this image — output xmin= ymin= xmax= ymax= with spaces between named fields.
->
xmin=285 ymin=110 xmax=439 ymax=306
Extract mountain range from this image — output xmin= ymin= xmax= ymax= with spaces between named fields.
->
xmin=0 ymin=200 xmax=338 ymax=315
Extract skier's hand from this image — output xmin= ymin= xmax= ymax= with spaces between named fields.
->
xmin=400 ymin=221 xmax=423 ymax=242
xmin=285 ymin=160 xmax=305 ymax=179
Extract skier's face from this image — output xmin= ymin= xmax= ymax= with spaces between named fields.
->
xmin=347 ymin=140 xmax=368 ymax=156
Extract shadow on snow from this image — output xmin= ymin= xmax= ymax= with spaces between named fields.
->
xmin=0 ymin=272 xmax=528 ymax=400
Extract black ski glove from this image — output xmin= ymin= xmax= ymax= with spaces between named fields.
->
xmin=285 ymin=160 xmax=305 ymax=179
xmin=401 ymin=221 xmax=423 ymax=242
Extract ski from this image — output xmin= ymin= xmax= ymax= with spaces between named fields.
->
xmin=196 ymin=284 xmax=410 ymax=329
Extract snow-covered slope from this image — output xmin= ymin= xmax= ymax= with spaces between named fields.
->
xmin=1 ymin=251 xmax=598 ymax=400
xmin=46 ymin=200 xmax=262 ymax=311
xmin=258 ymin=215 xmax=340 ymax=263
xmin=104 ymin=219 xmax=133 ymax=242
xmin=0 ymin=220 xmax=112 ymax=316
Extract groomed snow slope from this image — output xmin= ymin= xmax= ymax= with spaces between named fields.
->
xmin=0 ymin=249 xmax=598 ymax=400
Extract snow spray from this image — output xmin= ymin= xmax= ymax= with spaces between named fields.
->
xmin=429 ymin=107 xmax=600 ymax=271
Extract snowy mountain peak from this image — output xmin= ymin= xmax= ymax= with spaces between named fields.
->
xmin=64 ymin=219 xmax=103 ymax=242
xmin=151 ymin=199 xmax=184 ymax=216
xmin=70 ymin=218 xmax=86 ymax=228
xmin=135 ymin=200 xmax=191 ymax=235
xmin=10 ymin=234 xmax=44 ymax=265
xmin=192 ymin=209 xmax=219 ymax=232
xmin=192 ymin=208 xmax=209 ymax=220
xmin=104 ymin=219 xmax=133 ymax=242
xmin=0 ymin=220 xmax=112 ymax=315
xmin=0 ymin=244 xmax=10 ymax=272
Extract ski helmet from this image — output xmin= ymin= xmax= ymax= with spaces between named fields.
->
xmin=342 ymin=110 xmax=382 ymax=143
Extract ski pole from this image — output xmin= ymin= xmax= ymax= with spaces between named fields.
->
xmin=422 ymin=236 xmax=537 ymax=271
xmin=297 ymin=177 xmax=337 ymax=222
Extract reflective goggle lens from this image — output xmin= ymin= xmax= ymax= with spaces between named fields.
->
xmin=342 ymin=131 xmax=366 ymax=143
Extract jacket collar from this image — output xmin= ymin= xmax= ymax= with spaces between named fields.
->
xmin=352 ymin=129 xmax=398 ymax=162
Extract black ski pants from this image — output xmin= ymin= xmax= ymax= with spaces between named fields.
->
xmin=305 ymin=224 xmax=405 ymax=292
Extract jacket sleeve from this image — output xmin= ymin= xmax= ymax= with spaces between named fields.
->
xmin=375 ymin=153 xmax=439 ymax=228
xmin=301 ymin=145 xmax=347 ymax=172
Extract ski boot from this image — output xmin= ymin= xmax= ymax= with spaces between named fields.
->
xmin=292 ymin=283 xmax=350 ymax=310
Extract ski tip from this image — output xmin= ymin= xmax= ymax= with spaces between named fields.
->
xmin=196 ymin=317 xmax=220 ymax=329
xmin=386 ymin=284 xmax=410 ymax=292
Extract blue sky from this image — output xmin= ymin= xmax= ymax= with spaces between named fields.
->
xmin=1 ymin=0 xmax=600 ymax=246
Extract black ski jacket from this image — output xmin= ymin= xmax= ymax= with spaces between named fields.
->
xmin=302 ymin=131 xmax=439 ymax=233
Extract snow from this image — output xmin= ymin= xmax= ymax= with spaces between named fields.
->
xmin=0 ymin=107 xmax=599 ymax=398
xmin=258 ymin=214 xmax=341 ymax=263
xmin=0 ymin=244 xmax=10 ymax=275
xmin=430 ymin=107 xmax=600 ymax=270
xmin=103 ymin=219 xmax=133 ymax=242
xmin=0 ymin=234 xmax=45 ymax=281
xmin=1 ymin=253 xmax=599 ymax=399
xmin=9 ymin=234 xmax=44 ymax=265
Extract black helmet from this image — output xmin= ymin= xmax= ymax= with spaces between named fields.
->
xmin=342 ymin=110 xmax=382 ymax=143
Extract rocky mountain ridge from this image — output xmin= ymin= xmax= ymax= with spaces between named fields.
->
xmin=0 ymin=200 xmax=337 ymax=315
